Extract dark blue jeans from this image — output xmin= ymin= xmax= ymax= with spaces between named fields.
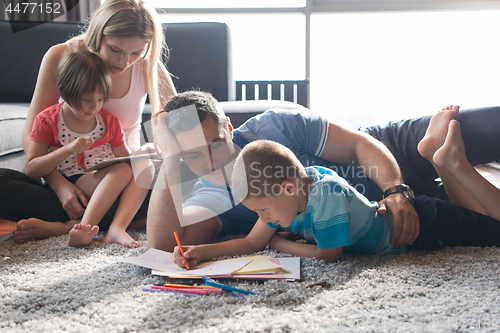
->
xmin=409 ymin=195 xmax=500 ymax=251
xmin=364 ymin=106 xmax=500 ymax=199
xmin=0 ymin=168 xmax=149 ymax=230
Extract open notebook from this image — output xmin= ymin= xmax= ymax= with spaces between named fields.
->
xmin=119 ymin=248 xmax=300 ymax=281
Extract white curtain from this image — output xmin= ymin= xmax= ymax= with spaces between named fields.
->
xmin=1 ymin=0 xmax=98 ymax=22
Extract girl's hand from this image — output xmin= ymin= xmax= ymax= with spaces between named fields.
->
xmin=173 ymin=245 xmax=203 ymax=268
xmin=67 ymin=136 xmax=94 ymax=155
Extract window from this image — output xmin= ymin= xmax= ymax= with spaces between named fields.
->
xmin=310 ymin=10 xmax=500 ymax=128
xmin=150 ymin=2 xmax=500 ymax=128
xmin=158 ymin=12 xmax=305 ymax=81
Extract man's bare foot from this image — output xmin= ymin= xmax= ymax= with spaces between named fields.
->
xmin=433 ymin=120 xmax=468 ymax=172
xmin=102 ymin=226 xmax=143 ymax=248
xmin=67 ymin=224 xmax=99 ymax=247
xmin=13 ymin=218 xmax=76 ymax=243
xmin=418 ymin=105 xmax=460 ymax=160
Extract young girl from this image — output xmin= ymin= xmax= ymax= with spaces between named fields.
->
xmin=25 ymin=50 xmax=148 ymax=248
xmin=5 ymin=0 xmax=176 ymax=243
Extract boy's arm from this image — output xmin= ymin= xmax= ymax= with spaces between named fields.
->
xmin=173 ymin=220 xmax=277 ymax=267
xmin=269 ymin=233 xmax=343 ymax=263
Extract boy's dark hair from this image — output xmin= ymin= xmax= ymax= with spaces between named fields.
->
xmin=162 ymin=91 xmax=228 ymax=134
xmin=231 ymin=140 xmax=308 ymax=201
xmin=57 ymin=50 xmax=111 ymax=110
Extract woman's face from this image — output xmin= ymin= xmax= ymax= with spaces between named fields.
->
xmin=98 ymin=36 xmax=149 ymax=75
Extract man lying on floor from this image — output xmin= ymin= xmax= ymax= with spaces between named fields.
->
xmin=147 ymin=91 xmax=500 ymax=253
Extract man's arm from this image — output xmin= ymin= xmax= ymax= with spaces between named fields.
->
xmin=146 ymin=159 xmax=219 ymax=252
xmin=147 ymin=111 xmax=228 ymax=251
xmin=318 ymin=122 xmax=419 ymax=247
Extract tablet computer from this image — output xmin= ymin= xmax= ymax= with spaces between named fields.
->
xmin=84 ymin=153 xmax=159 ymax=172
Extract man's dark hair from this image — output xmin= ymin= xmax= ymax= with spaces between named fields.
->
xmin=163 ymin=91 xmax=227 ymax=134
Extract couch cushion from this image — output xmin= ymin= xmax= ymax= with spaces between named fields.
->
xmin=0 ymin=103 xmax=29 ymax=171
xmin=0 ymin=21 xmax=81 ymax=103
xmin=163 ymin=22 xmax=234 ymax=102
xmin=0 ymin=104 xmax=29 ymax=157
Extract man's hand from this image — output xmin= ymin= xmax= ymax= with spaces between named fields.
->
xmin=377 ymin=194 xmax=419 ymax=248
xmin=152 ymin=112 xmax=180 ymax=159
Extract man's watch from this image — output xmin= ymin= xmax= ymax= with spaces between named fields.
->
xmin=383 ymin=184 xmax=415 ymax=204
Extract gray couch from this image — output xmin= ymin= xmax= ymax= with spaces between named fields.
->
xmin=0 ymin=20 xmax=305 ymax=173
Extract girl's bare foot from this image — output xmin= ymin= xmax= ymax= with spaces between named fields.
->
xmin=67 ymin=223 xmax=99 ymax=247
xmin=102 ymin=226 xmax=143 ymax=248
xmin=14 ymin=218 xmax=77 ymax=243
xmin=418 ymin=105 xmax=460 ymax=160
xmin=433 ymin=120 xmax=468 ymax=172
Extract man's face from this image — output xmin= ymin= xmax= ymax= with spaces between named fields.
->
xmin=174 ymin=116 xmax=238 ymax=186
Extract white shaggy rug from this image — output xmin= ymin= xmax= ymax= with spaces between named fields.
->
xmin=1 ymin=231 xmax=500 ymax=333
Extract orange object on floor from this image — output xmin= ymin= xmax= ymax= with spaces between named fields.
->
xmin=0 ymin=218 xmax=17 ymax=240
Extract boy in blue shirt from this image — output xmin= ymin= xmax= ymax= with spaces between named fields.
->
xmin=173 ymin=138 xmax=500 ymax=265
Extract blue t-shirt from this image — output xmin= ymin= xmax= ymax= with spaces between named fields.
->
xmin=183 ymin=108 xmax=382 ymax=236
xmin=267 ymin=166 xmax=406 ymax=255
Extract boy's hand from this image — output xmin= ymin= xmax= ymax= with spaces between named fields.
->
xmin=173 ymin=245 xmax=203 ymax=268
xmin=67 ymin=136 xmax=94 ymax=155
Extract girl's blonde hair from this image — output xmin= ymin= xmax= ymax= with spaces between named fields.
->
xmin=71 ymin=0 xmax=165 ymax=113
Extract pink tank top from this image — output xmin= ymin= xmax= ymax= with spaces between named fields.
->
xmin=64 ymin=41 xmax=147 ymax=151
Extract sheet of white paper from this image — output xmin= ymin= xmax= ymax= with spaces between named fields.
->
xmin=119 ymin=248 xmax=251 ymax=276
xmin=152 ymin=256 xmax=301 ymax=281
xmin=278 ymin=257 xmax=301 ymax=281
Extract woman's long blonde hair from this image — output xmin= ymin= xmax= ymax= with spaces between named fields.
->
xmin=71 ymin=0 xmax=165 ymax=114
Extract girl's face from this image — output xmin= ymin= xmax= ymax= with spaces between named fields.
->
xmin=68 ymin=89 xmax=105 ymax=121
xmin=98 ymin=36 xmax=149 ymax=75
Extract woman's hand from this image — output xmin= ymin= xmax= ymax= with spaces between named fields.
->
xmin=45 ymin=170 xmax=88 ymax=220
xmin=133 ymin=142 xmax=159 ymax=156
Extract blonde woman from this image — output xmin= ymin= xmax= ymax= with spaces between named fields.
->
xmin=5 ymin=0 xmax=176 ymax=242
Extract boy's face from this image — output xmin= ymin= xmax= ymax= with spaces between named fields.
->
xmin=174 ymin=116 xmax=238 ymax=186
xmin=242 ymin=181 xmax=305 ymax=228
